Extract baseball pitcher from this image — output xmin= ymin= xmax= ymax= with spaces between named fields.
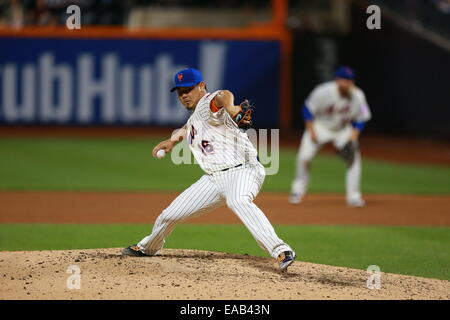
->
xmin=289 ymin=66 xmax=372 ymax=207
xmin=123 ymin=68 xmax=296 ymax=272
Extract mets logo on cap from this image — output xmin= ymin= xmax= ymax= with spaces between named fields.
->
xmin=170 ymin=68 xmax=204 ymax=92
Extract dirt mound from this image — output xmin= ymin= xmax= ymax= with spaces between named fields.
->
xmin=1 ymin=248 xmax=448 ymax=300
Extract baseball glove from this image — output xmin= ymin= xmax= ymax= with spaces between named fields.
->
xmin=337 ymin=140 xmax=359 ymax=165
xmin=233 ymin=99 xmax=255 ymax=129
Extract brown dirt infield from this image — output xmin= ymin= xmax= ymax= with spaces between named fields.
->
xmin=1 ymin=248 xmax=449 ymax=300
xmin=1 ymin=192 xmax=450 ymax=226
xmin=1 ymin=191 xmax=449 ymax=300
xmin=1 ymin=127 xmax=449 ymax=300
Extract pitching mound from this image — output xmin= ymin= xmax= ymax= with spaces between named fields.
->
xmin=1 ymin=248 xmax=448 ymax=300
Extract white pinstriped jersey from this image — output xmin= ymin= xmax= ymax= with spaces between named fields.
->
xmin=185 ymin=91 xmax=259 ymax=174
xmin=306 ymin=81 xmax=372 ymax=131
xmin=137 ymin=92 xmax=294 ymax=261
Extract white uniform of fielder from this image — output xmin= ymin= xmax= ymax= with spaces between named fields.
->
xmin=290 ymin=67 xmax=371 ymax=207
xmin=123 ymin=68 xmax=295 ymax=271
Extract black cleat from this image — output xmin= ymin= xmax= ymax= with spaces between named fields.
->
xmin=122 ymin=245 xmax=148 ymax=257
xmin=278 ymin=251 xmax=296 ymax=272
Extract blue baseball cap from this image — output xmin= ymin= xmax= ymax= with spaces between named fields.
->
xmin=335 ymin=66 xmax=355 ymax=80
xmin=170 ymin=68 xmax=203 ymax=92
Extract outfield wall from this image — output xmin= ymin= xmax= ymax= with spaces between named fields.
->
xmin=0 ymin=28 xmax=289 ymax=128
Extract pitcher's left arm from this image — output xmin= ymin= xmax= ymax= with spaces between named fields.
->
xmin=210 ymin=90 xmax=254 ymax=129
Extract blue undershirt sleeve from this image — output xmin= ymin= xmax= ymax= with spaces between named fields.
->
xmin=302 ymin=104 xmax=314 ymax=121
xmin=351 ymin=121 xmax=366 ymax=132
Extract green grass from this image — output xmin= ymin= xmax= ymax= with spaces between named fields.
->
xmin=1 ymin=138 xmax=448 ymax=281
xmin=0 ymin=224 xmax=449 ymax=280
xmin=0 ymin=137 xmax=449 ymax=194
xmin=266 ymin=148 xmax=450 ymax=194
xmin=0 ymin=137 xmax=202 ymax=191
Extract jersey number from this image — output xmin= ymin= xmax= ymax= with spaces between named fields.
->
xmin=189 ymin=126 xmax=214 ymax=155
xmin=188 ymin=126 xmax=197 ymax=145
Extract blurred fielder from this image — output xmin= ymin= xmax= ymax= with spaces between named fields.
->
xmin=289 ymin=66 xmax=372 ymax=207
xmin=123 ymin=68 xmax=296 ymax=272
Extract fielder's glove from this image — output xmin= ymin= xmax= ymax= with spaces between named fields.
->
xmin=337 ymin=140 xmax=359 ymax=165
xmin=233 ymin=99 xmax=255 ymax=130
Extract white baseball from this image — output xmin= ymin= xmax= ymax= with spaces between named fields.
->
xmin=156 ymin=149 xmax=166 ymax=159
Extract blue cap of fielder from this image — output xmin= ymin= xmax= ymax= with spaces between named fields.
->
xmin=335 ymin=66 xmax=356 ymax=80
xmin=170 ymin=68 xmax=203 ymax=92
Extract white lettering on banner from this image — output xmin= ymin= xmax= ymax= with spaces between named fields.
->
xmin=78 ymin=54 xmax=117 ymax=123
xmin=2 ymin=64 xmax=36 ymax=122
xmin=0 ymin=41 xmax=227 ymax=124
xmin=40 ymin=53 xmax=72 ymax=122
xmin=200 ymin=41 xmax=226 ymax=92
xmin=120 ymin=64 xmax=153 ymax=123
xmin=155 ymin=55 xmax=187 ymax=124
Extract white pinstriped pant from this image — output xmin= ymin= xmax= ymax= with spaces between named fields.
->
xmin=137 ymin=163 xmax=293 ymax=258
xmin=291 ymin=123 xmax=362 ymax=201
